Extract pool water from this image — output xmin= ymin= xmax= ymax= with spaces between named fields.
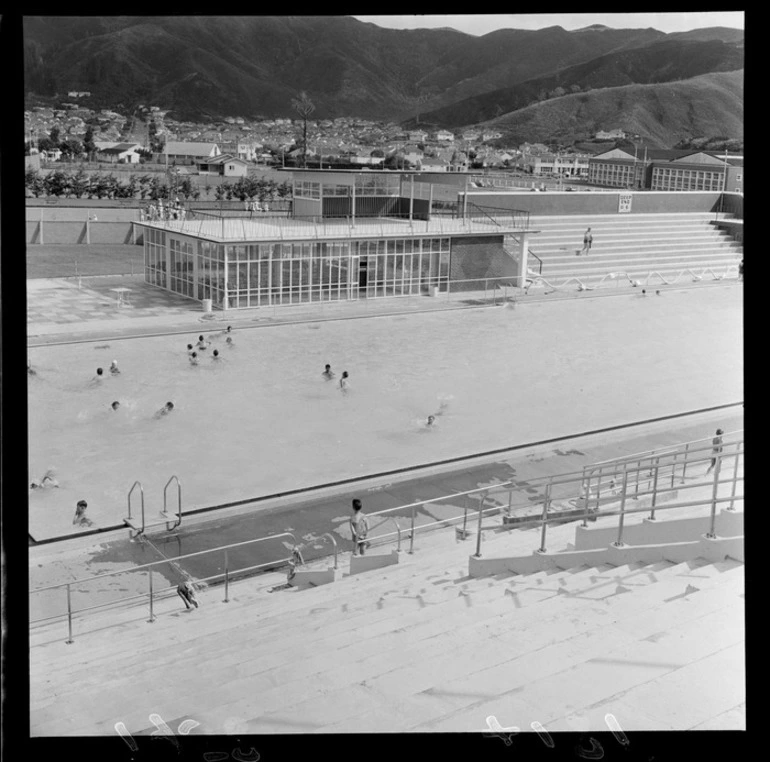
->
xmin=28 ymin=287 xmax=743 ymax=538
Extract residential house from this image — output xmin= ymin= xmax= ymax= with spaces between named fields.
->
xmin=595 ymin=128 xmax=626 ymax=140
xmin=407 ymin=129 xmax=428 ymax=143
xmin=481 ymin=131 xmax=503 ymax=141
xmin=419 ymin=156 xmax=450 ymax=172
xmin=96 ymin=142 xmax=142 ymax=164
xmin=197 ymin=154 xmax=250 ymax=177
xmin=434 ymin=130 xmax=455 ymax=142
xmin=163 ymin=141 xmax=221 ymax=165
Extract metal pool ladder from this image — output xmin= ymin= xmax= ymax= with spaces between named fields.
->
xmin=124 ymin=476 xmax=183 ymax=536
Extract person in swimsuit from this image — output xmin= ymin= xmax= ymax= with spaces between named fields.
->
xmin=322 ymin=364 xmax=335 ymax=380
xmin=155 ymin=401 xmax=175 ymax=418
xmin=111 ymin=401 xmax=121 ymax=411
xmin=109 ymin=360 xmax=120 ymax=375
xmin=73 ymin=500 xmax=94 ymax=527
xmin=339 ymin=371 xmax=350 ymax=393
xmin=30 ymin=468 xmax=59 ymax=490
xmin=177 ymin=579 xmax=199 ymax=610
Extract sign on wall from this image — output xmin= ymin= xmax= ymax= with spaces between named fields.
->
xmin=618 ymin=193 xmax=633 ymax=213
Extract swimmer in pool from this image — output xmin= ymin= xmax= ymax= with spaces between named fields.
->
xmin=187 ymin=343 xmax=194 ymax=354
xmin=28 ymin=362 xmax=36 ymax=376
xmin=30 ymin=468 xmax=59 ymax=490
xmin=322 ymin=364 xmax=335 ymax=380
xmin=92 ymin=367 xmax=105 ymax=382
xmin=111 ymin=401 xmax=120 ymax=411
xmin=212 ymin=349 xmax=221 ymax=360
xmin=225 ymin=336 xmax=234 ymax=347
xmin=189 ymin=352 xmax=199 ymax=365
xmin=426 ymin=415 xmax=436 ymax=427
xmin=109 ymin=360 xmax=120 ymax=375
xmin=155 ymin=401 xmax=175 ymax=418
xmin=73 ymin=499 xmax=94 ymax=527
xmin=196 ymin=335 xmax=209 ymax=350
xmin=339 ymin=371 xmax=350 ymax=393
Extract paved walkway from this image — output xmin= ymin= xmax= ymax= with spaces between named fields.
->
xmin=28 ymin=273 xmax=737 ymax=345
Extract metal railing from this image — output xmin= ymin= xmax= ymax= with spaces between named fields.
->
xmin=30 ymin=532 xmax=298 ymax=642
xmin=126 ymin=476 xmax=183 ymax=535
xmin=473 ymin=441 xmax=743 ymax=557
xmin=294 ymin=532 xmax=339 ymax=570
xmin=141 ymin=212 xmax=530 ymax=243
xmin=524 ymin=265 xmax=740 ymax=295
xmin=31 ymin=433 xmax=743 ymax=642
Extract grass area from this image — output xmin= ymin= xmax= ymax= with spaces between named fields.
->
xmin=26 ymin=244 xmax=143 ymax=279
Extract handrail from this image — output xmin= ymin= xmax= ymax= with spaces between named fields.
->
xmin=528 ymin=248 xmax=543 ymax=275
xmin=589 ymin=429 xmax=743 ymax=468
xmin=295 ymin=532 xmax=339 ymax=570
xmin=127 ymin=480 xmax=144 ymax=530
xmin=30 ymin=531 xmax=299 ymax=596
xmin=162 ymin=475 xmax=182 ymax=531
xmin=474 ymin=451 xmax=742 ymax=558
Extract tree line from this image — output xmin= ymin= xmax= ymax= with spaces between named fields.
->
xmin=25 ymin=168 xmax=292 ymax=202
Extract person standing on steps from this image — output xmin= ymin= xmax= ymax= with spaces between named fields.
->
xmin=350 ymin=498 xmax=369 ymax=556
xmin=705 ymin=429 xmax=724 ymax=475
xmin=582 ymin=227 xmax=593 ymax=255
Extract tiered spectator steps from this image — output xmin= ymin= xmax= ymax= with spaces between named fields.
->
xmin=30 ymin=496 xmax=744 ymax=735
xmin=525 ymin=212 xmax=742 ymax=285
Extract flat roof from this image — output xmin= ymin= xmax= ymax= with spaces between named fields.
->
xmin=137 ymin=215 xmax=532 ymax=243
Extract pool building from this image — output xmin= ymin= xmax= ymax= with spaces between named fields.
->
xmin=135 ymin=170 xmax=535 ymax=309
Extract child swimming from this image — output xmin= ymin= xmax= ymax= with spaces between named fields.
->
xmin=339 ymin=371 xmax=350 ymax=393
xmin=154 ymin=401 xmax=175 ymax=418
xmin=322 ymin=364 xmax=335 ymax=380
xmin=30 ymin=468 xmax=59 ymax=490
xmin=109 ymin=360 xmax=120 ymax=375
xmin=189 ymin=352 xmax=199 ymax=365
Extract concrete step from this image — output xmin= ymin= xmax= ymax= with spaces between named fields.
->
xmin=414 ymin=598 xmax=744 ymax=733
xmin=33 ymin=555 xmax=743 ymax=734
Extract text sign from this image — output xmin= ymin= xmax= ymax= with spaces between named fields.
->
xmin=618 ymin=193 xmax=633 ymax=213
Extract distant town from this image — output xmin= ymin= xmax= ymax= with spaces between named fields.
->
xmin=24 ymin=99 xmax=744 ymax=198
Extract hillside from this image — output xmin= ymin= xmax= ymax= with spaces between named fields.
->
xmin=476 ymin=70 xmax=744 ymax=148
xmin=22 ymin=16 xmax=742 ymax=124
xmin=412 ymin=38 xmax=745 ymax=129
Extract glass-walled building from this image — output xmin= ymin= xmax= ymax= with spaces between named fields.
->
xmin=137 ymin=169 xmax=532 ymax=310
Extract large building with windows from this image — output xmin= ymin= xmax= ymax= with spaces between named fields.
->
xmin=137 ymin=170 xmax=534 ymax=310
xmin=588 ymin=148 xmax=744 ymax=192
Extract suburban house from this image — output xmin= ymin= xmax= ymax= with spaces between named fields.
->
xmin=407 ymin=130 xmax=428 ymax=143
xmin=595 ymin=128 xmax=627 ymax=140
xmin=434 ymin=130 xmax=455 ymax=142
xmin=197 ymin=154 xmax=250 ymax=177
xmin=419 ymin=156 xmax=450 ymax=172
xmin=163 ymin=141 xmax=221 ymax=166
xmin=95 ymin=142 xmax=142 ymax=164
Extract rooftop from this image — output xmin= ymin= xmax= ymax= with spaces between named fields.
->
xmin=137 ymin=213 xmax=532 ymax=243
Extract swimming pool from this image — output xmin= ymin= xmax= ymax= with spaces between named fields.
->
xmin=28 ymin=286 xmax=743 ymax=539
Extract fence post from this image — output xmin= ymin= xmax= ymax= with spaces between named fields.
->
xmin=409 ymin=504 xmax=417 ymax=554
xmin=613 ymin=469 xmax=630 ymax=547
xmin=706 ymin=455 xmax=722 ymax=538
xmin=581 ymin=471 xmax=590 ymax=527
xmin=649 ymin=457 xmax=660 ymax=520
xmin=462 ymin=495 xmax=470 ymax=536
xmin=474 ymin=492 xmax=486 ymax=558
xmin=65 ymin=584 xmax=74 ymax=644
xmin=224 ymin=549 xmax=230 ymax=602
xmin=670 ymin=451 xmax=677 ymax=489
xmin=728 ymin=443 xmax=741 ymax=511
xmin=538 ymin=482 xmax=552 ymax=553
xmin=681 ymin=442 xmax=690 ymax=482
xmin=148 ymin=570 xmax=156 ymax=623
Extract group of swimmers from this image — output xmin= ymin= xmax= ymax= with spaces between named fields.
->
xmin=188 ymin=326 xmax=233 ymax=365
xmin=321 ymin=364 xmax=350 ymax=393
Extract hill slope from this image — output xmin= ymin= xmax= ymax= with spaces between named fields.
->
xmin=476 ymin=70 xmax=744 ymax=148
xmin=23 ymin=16 xmax=742 ymax=123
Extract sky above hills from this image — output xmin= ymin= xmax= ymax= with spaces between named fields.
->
xmin=354 ymin=12 xmax=745 ymax=36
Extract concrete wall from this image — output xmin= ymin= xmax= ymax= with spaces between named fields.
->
xmin=462 ymin=190 xmax=724 ymax=217
xmin=574 ymin=509 xmax=743 ymax=550
xmin=469 ymin=533 xmax=743 ymax=577
xmin=26 ymin=218 xmax=140 ymax=245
